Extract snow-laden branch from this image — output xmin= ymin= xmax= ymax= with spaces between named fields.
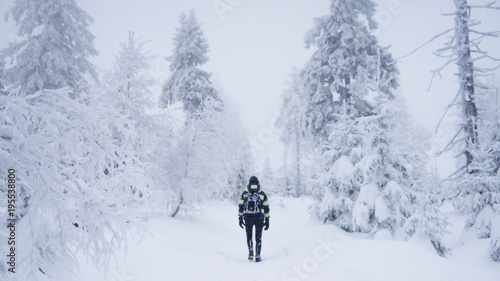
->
xmin=396 ymin=28 xmax=454 ymax=61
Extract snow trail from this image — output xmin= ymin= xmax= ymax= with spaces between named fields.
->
xmin=60 ymin=197 xmax=499 ymax=281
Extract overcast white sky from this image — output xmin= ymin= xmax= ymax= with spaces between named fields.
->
xmin=1 ymin=0 xmax=499 ymax=175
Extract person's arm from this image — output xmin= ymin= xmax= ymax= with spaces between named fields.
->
xmin=262 ymin=192 xmax=270 ymax=219
xmin=238 ymin=191 xmax=247 ymax=228
xmin=238 ymin=191 xmax=247 ymax=217
xmin=262 ymin=192 xmax=270 ymax=230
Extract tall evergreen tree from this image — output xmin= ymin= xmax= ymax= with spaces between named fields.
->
xmin=231 ymin=139 xmax=255 ymax=201
xmin=105 ymin=31 xmax=156 ymax=119
xmin=318 ymin=104 xmax=360 ymax=228
xmin=160 ymin=10 xmax=219 ymax=118
xmin=168 ymin=10 xmax=208 ymax=72
xmin=261 ymin=155 xmax=277 ymax=195
xmin=300 ymin=0 xmax=398 ymax=146
xmin=319 ymin=93 xmax=430 ymax=236
xmin=223 ymin=96 xmax=255 ymax=202
xmin=101 ymin=31 xmax=176 ymax=214
xmin=160 ymin=11 xmax=232 ymax=217
xmin=276 ymin=69 xmax=308 ymax=197
xmin=348 ymin=50 xmax=427 ymax=236
xmin=299 ymin=0 xmax=424 ymax=238
xmin=103 ymin=30 xmax=157 ymax=152
xmin=2 ymin=0 xmax=97 ymax=96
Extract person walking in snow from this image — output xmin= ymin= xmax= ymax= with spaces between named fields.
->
xmin=238 ymin=176 xmax=270 ymax=262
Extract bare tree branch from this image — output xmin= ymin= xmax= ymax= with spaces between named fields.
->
xmin=470 ymin=1 xmax=500 ymax=10
xmin=469 ymin=29 xmax=500 ymax=37
xmin=428 ymin=56 xmax=456 ymax=91
xmin=433 ymin=90 xmax=462 ymax=137
xmin=437 ymin=128 xmax=464 ymax=157
xmin=443 ymin=165 xmax=466 ymax=184
xmin=473 ymin=65 xmax=500 ymax=72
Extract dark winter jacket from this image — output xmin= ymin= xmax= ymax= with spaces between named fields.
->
xmin=238 ymin=184 xmax=270 ymax=218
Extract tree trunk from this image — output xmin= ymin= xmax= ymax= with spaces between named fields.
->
xmin=294 ymin=126 xmax=301 ymax=198
xmin=171 ymin=189 xmax=183 ymax=217
xmin=455 ymin=0 xmax=479 ymax=170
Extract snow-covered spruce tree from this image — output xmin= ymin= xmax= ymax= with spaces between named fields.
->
xmin=260 ymin=155 xmax=277 ymax=195
xmin=213 ymin=91 xmax=254 ymax=202
xmin=318 ymin=103 xmax=360 ymax=229
xmin=479 ymin=78 xmax=500 ymax=152
xmin=0 ymin=1 xmax=153 ymax=278
xmin=101 ymin=31 xmax=155 ymax=154
xmin=346 ymin=49 xmax=418 ymax=236
xmin=160 ymin=11 xmax=231 ymax=216
xmin=405 ymin=167 xmax=451 ymax=257
xmin=2 ymin=0 xmax=97 ymax=97
xmin=231 ymin=138 xmax=255 ymax=202
xmin=475 ymin=79 xmax=500 ymax=173
xmin=342 ymin=94 xmax=429 ymax=237
xmin=276 ymin=69 xmax=309 ymax=197
xmin=471 ymin=81 xmax=500 ymax=244
xmin=168 ymin=97 xmax=228 ymax=217
xmin=104 ymin=31 xmax=156 ymax=120
xmin=101 ymin=31 xmax=175 ymax=215
xmin=302 ymin=0 xmax=428 ymax=237
xmin=300 ymin=0 xmax=398 ymax=147
xmin=160 ymin=10 xmax=219 ymax=118
xmin=430 ymin=0 xmax=500 ymax=259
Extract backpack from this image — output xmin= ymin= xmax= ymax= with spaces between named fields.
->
xmin=244 ymin=192 xmax=261 ymax=215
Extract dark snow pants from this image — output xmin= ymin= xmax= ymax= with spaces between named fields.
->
xmin=244 ymin=213 xmax=264 ymax=256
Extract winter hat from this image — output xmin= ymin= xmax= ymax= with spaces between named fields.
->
xmin=248 ymin=176 xmax=260 ymax=193
xmin=249 ymin=176 xmax=259 ymax=185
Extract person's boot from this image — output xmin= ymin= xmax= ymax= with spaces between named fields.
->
xmin=255 ymin=241 xmax=262 ymax=262
xmin=247 ymin=240 xmax=253 ymax=261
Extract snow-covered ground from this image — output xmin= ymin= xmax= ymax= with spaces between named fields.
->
xmin=57 ymin=197 xmax=498 ymax=281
